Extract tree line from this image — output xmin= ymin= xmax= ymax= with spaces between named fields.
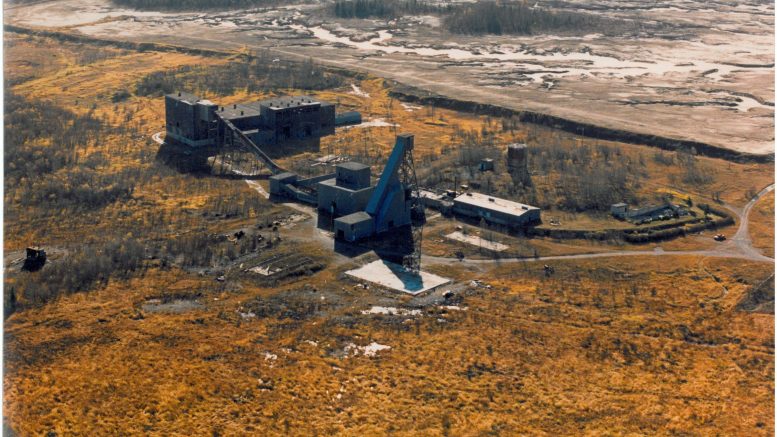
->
xmin=333 ymin=0 xmax=447 ymax=19
xmin=444 ymin=1 xmax=607 ymax=36
xmin=331 ymin=0 xmax=615 ymax=36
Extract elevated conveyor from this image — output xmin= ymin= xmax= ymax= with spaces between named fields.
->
xmin=215 ymin=112 xmax=286 ymax=175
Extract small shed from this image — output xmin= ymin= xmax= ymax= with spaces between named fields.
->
xmin=611 ymin=202 xmax=628 ymax=219
xmin=479 ymin=158 xmax=495 ymax=171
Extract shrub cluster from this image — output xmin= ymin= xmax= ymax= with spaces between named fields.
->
xmin=135 ymin=54 xmax=345 ymax=98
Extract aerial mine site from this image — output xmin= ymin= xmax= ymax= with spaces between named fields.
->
xmin=2 ymin=0 xmax=774 ymax=435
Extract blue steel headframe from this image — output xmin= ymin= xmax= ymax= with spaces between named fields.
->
xmin=366 ymin=134 xmax=413 ymax=218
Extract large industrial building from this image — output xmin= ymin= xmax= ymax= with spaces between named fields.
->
xmin=164 ymin=92 xmax=218 ymax=148
xmin=269 ymin=134 xmax=419 ymax=243
xmin=323 ymin=135 xmax=416 ymax=242
xmin=317 ymin=162 xmax=375 ymax=217
xmin=453 ymin=192 xmax=540 ymax=228
xmin=164 ymin=92 xmax=338 ymax=151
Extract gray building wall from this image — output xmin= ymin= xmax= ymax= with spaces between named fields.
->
xmin=261 ymin=104 xmax=323 ymax=144
xmin=334 ymin=213 xmax=374 ymax=242
xmin=165 ymin=93 xmax=216 ymax=147
xmin=320 ymin=103 xmax=336 ymax=135
xmin=373 ymin=185 xmax=412 ymax=234
xmin=317 ymin=180 xmax=375 ymax=216
xmin=453 ymin=200 xmax=540 ymax=227
xmin=335 ymin=163 xmax=371 ymax=190
xmin=269 ymin=173 xmax=299 ymax=197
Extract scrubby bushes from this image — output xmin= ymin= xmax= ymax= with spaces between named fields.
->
xmin=12 ymin=238 xmax=147 ymax=305
xmin=530 ymin=141 xmax=642 ymax=212
xmin=4 ymin=91 xmax=135 ymax=214
xmin=136 ymin=54 xmax=345 ymax=98
xmin=676 ymin=149 xmax=714 ymax=186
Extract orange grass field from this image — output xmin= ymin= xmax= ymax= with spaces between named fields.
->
xmin=750 ymin=191 xmax=775 ymax=258
xmin=3 ymin=31 xmax=774 ymax=436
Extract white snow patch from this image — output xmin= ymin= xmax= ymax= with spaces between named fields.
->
xmin=339 ymin=118 xmax=397 ymax=130
xmin=446 ymin=231 xmax=509 ymax=252
xmin=439 ymin=305 xmax=466 ymax=311
xmin=291 ymin=24 xmax=753 ymax=85
xmin=349 ymin=84 xmax=370 ymax=97
xmin=264 ymin=352 xmax=278 ymax=361
xmin=401 ymin=102 xmax=423 ymax=112
xmin=245 ymin=180 xmax=270 ymax=199
xmin=239 ymin=311 xmax=257 ymax=319
xmin=249 ymin=265 xmax=282 ymax=276
xmin=361 ymin=306 xmax=422 ymax=316
xmin=345 ymin=342 xmax=391 ymax=357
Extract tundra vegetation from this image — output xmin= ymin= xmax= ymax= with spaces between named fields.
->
xmin=135 ymin=53 xmax=345 ymax=98
xmin=3 ymin=31 xmax=773 ymax=436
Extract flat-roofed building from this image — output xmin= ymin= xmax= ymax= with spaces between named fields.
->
xmin=317 ymin=162 xmax=375 ymax=217
xmin=166 ymin=92 xmax=339 ymax=150
xmin=453 ymin=192 xmax=540 ymax=227
xmin=165 ymin=92 xmax=217 ymax=147
xmin=334 ymin=211 xmax=374 ymax=242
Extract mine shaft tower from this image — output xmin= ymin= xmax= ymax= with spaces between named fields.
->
xmin=397 ymin=135 xmax=425 ymax=273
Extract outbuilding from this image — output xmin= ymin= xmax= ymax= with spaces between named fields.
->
xmin=334 ymin=212 xmax=374 ymax=242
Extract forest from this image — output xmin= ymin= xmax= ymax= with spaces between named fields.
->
xmin=444 ymin=1 xmax=608 ymax=35
xmin=333 ymin=0 xmax=446 ymax=19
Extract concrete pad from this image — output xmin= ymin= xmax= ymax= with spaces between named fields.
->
xmin=446 ymin=231 xmax=508 ymax=252
xmin=346 ymin=260 xmax=451 ymax=295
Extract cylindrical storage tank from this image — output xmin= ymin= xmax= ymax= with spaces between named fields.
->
xmin=335 ymin=111 xmax=362 ymax=127
xmin=507 ymin=143 xmax=530 ymax=186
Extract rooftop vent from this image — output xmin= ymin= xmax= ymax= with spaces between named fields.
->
xmin=488 ymin=198 xmax=495 ymax=202
xmin=233 ymin=104 xmax=237 ymax=109
xmin=466 ymin=192 xmax=472 ymax=196
xmin=178 ymin=92 xmax=181 ymax=97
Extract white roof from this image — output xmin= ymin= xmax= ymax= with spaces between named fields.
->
xmin=454 ymin=192 xmax=538 ymax=216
